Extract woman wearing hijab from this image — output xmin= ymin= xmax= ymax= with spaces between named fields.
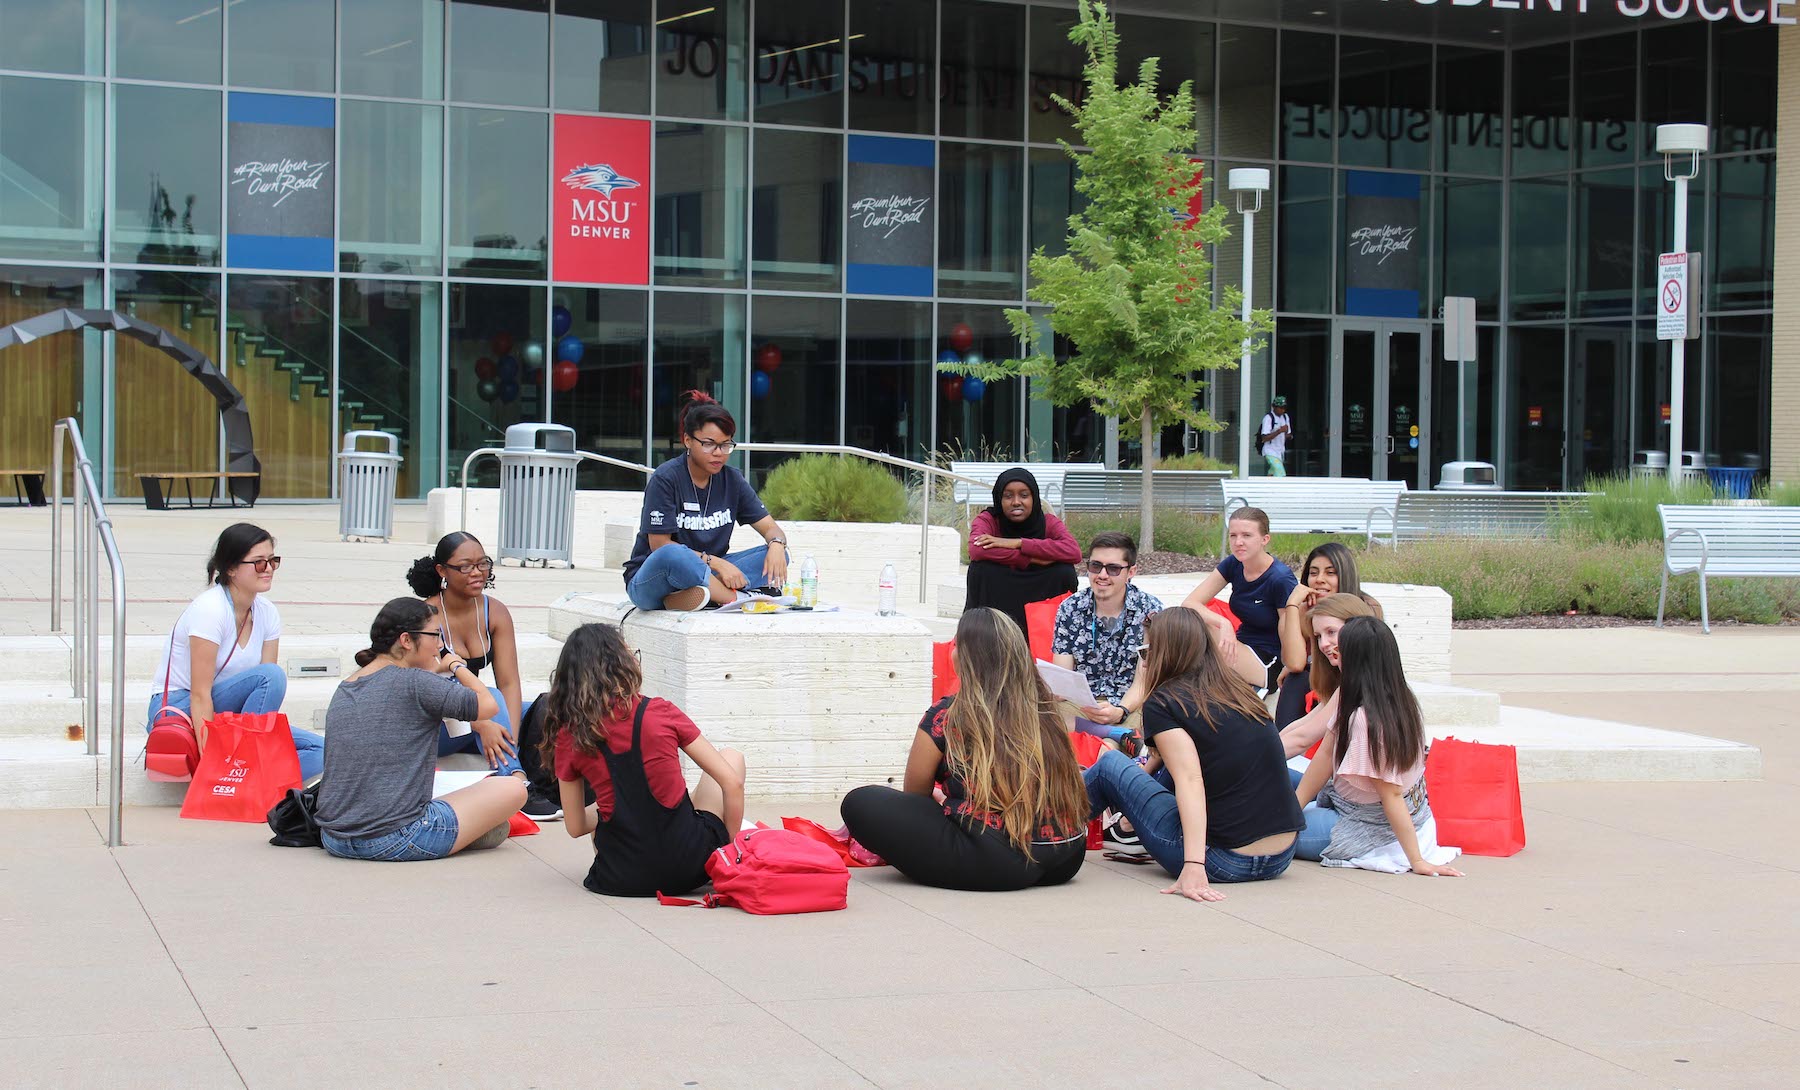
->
xmin=962 ymin=468 xmax=1081 ymax=633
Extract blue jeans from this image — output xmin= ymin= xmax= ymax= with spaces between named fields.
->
xmin=321 ymin=799 xmax=459 ymax=861
xmin=146 ymin=663 xmax=324 ymax=781
xmin=1288 ymin=765 xmax=1339 ymax=861
xmin=1084 ymin=749 xmax=1295 ymax=884
xmin=437 ymin=688 xmax=529 ymax=776
xmin=626 ymin=544 xmax=772 ymax=611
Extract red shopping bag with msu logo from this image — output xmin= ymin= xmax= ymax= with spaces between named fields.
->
xmin=180 ymin=712 xmax=303 ymax=823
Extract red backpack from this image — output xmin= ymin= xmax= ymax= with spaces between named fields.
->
xmin=657 ymin=828 xmax=849 ymax=915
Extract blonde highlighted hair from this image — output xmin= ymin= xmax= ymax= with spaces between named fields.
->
xmin=1306 ymin=592 xmax=1377 ymax=701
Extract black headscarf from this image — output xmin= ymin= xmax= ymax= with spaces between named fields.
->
xmin=986 ymin=467 xmax=1047 ymax=540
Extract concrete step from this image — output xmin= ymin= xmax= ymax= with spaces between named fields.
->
xmin=1430 ymin=705 xmax=1762 ymax=783
xmin=1414 ymin=681 xmax=1502 ymax=728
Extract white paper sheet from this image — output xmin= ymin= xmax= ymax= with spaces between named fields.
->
xmin=1035 ymin=659 xmax=1097 ymax=708
xmin=431 ymin=770 xmax=492 ymax=797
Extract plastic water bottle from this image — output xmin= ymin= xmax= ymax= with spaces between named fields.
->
xmin=878 ymin=563 xmax=897 ymax=616
xmin=800 ymin=555 xmax=819 ymax=608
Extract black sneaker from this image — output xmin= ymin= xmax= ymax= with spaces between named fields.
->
xmin=1101 ymin=812 xmax=1146 ymax=854
xmin=521 ymin=789 xmax=562 ymax=821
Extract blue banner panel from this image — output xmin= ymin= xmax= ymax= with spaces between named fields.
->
xmin=1344 ymin=170 xmax=1420 ymax=319
xmin=227 ymin=92 xmax=334 ymax=272
xmin=846 ymin=135 xmax=935 ymax=297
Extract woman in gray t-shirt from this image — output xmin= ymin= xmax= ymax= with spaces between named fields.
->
xmin=316 ymin=598 xmax=526 ymax=861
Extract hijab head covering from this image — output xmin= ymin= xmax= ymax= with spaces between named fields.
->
xmin=987 ymin=467 xmax=1047 ymax=540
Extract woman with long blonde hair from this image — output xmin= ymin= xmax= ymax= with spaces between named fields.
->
xmin=1279 ymin=592 xmax=1379 ymax=759
xmin=840 ymin=608 xmax=1088 ymax=891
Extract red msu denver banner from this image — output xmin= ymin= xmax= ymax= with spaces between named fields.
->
xmin=552 ymin=115 xmax=650 ymax=285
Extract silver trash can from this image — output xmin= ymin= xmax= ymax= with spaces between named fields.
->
xmin=498 ymin=422 xmax=580 ymax=565
xmin=337 ymin=430 xmax=402 ymax=542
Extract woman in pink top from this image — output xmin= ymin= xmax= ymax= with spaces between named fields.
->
xmin=962 ymin=468 xmax=1081 ymax=634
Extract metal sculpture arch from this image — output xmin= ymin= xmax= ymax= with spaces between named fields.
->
xmin=0 ymin=308 xmax=260 ymax=503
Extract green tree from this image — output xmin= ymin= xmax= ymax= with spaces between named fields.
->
xmin=945 ymin=0 xmax=1270 ymax=552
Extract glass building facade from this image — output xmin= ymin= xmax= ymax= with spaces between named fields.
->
xmin=0 ymin=1 xmax=1778 ymax=497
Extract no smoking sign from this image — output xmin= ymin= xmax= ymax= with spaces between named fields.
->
xmin=1657 ymin=251 xmax=1695 ymax=341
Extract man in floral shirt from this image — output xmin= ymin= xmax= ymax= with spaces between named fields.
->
xmin=1051 ymin=532 xmax=1163 ymax=729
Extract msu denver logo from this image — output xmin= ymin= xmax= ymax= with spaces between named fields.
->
xmin=562 ymin=163 xmax=639 ymax=197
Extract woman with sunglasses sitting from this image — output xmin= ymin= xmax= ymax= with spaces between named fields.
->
xmin=147 ymin=522 xmax=323 ymax=781
xmin=623 ymin=391 xmax=792 ymax=612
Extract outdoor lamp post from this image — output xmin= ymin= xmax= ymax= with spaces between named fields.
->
xmin=1655 ymin=123 xmax=1707 ymax=486
xmin=1228 ymin=168 xmax=1270 ymax=479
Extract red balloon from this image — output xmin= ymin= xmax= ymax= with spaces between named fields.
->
xmin=552 ymin=360 xmax=579 ymax=393
xmin=948 ymin=322 xmax=974 ymax=354
xmin=755 ymin=343 xmax=782 ymax=373
xmin=491 ymin=331 xmax=514 ymax=357
xmin=474 ymin=356 xmax=497 ymax=381
xmin=942 ymin=376 xmax=964 ymax=401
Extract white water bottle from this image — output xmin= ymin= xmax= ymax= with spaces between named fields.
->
xmin=800 ymin=555 xmax=819 ymax=608
xmin=878 ymin=563 xmax=897 ymax=616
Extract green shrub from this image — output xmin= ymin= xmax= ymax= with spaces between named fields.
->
xmin=1759 ymin=479 xmax=1800 ymax=507
xmin=760 ymin=455 xmax=909 ymax=523
xmin=1555 ymin=473 xmax=1719 ymax=545
xmin=1156 ymin=451 xmax=1233 ymax=472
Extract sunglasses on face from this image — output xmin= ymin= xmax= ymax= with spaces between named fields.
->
xmin=1086 ymin=561 xmax=1129 ymax=577
xmin=692 ymin=438 xmax=735 ymax=454
xmin=240 ymin=557 xmax=282 ymax=573
xmin=446 ymin=559 xmax=495 ymax=575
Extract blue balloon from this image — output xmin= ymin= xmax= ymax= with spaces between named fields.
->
xmin=498 ymin=378 xmax=520 ymax=403
xmin=962 ymin=376 xmax=986 ymax=403
xmin=751 ymin=370 xmax=772 ymax=399
xmin=551 ymin=305 xmax=572 ymax=338
xmin=497 ymin=354 xmax=520 ymax=380
xmin=556 ymin=334 xmax=586 ymax=364
xmin=937 ymin=349 xmax=961 ymax=365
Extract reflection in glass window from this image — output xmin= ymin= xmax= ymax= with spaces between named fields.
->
xmin=655 ymin=0 xmax=747 ymax=122
xmin=343 ymin=0 xmax=443 ymax=99
xmin=450 ymin=0 xmax=548 ymax=107
xmin=448 ymin=109 xmax=547 ymax=279
xmin=227 ymin=276 xmax=333 ymax=497
xmin=0 ymin=0 xmax=101 ymax=75
xmin=0 ymin=266 xmax=99 ymax=482
xmin=754 ymin=0 xmax=842 ymax=127
xmin=229 ymin=0 xmax=334 ymax=92
xmin=340 ymin=101 xmax=442 ymax=276
xmin=1567 ymin=324 xmax=1634 ymax=482
xmin=1715 ymin=24 xmax=1776 ymax=155
xmin=1217 ymin=25 xmax=1274 ymax=160
xmin=847 ymin=299 xmax=932 ymax=463
xmin=1505 ymin=326 xmax=1564 ymax=491
xmin=549 ymin=287 xmax=648 ymax=487
xmin=554 ymin=0 xmax=651 ymax=115
xmin=938 ymin=143 xmax=1023 ymax=301
xmin=1437 ymin=47 xmax=1502 ymax=176
xmin=1028 ymin=6 xmax=1082 ymax=146
xmin=115 ymin=0 xmax=220 ymax=82
xmin=936 ymin=305 xmax=1020 ymax=459
xmin=1641 ymin=24 xmax=1705 ymax=158
xmin=1712 ymin=155 xmax=1775 ymax=312
xmin=112 ymin=85 xmax=222 ymax=266
xmin=448 ymin=283 xmax=546 ymax=478
xmin=110 ymin=270 xmax=222 ymax=499
xmin=0 ymin=78 xmax=100 ymax=262
xmin=1509 ymin=178 xmax=1567 ymax=321
xmin=747 ymin=295 xmax=840 ymax=481
xmin=1277 ymin=167 xmax=1331 ymax=314
xmin=848 ymin=0 xmax=933 ymax=135
xmin=340 ymin=279 xmax=443 ymax=497
xmin=1574 ymin=34 xmax=1635 ymax=169
xmin=750 ymin=129 xmax=840 ymax=292
xmin=1120 ymin=15 xmax=1213 ymax=155
xmin=1336 ymin=38 xmax=1431 ymax=172
xmin=1638 ymin=162 xmax=1704 ymax=316
xmin=1028 ymin=148 xmax=1085 ymax=269
xmin=1275 ymin=319 xmax=1329 ymax=477
xmin=1707 ymin=315 xmax=1771 ymax=471
xmin=1510 ymin=43 xmax=1570 ymax=175
xmin=1429 ymin=326 xmax=1496 ymax=474
xmin=654 ymin=122 xmax=747 ymax=288
xmin=1575 ymin=170 xmax=1635 ymax=319
xmin=1280 ymin=32 xmax=1333 ymax=164
xmin=653 ymin=291 xmax=746 ymax=452
xmin=941 ymin=0 xmax=1023 ymax=141
xmin=1637 ymin=321 xmax=1702 ymax=456
xmin=1436 ymin=178 xmax=1500 ymax=321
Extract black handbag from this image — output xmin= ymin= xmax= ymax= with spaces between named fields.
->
xmin=266 ymin=782 xmax=322 ymax=848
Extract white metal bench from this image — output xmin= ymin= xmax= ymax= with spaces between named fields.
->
xmin=1220 ymin=477 xmax=1407 ymax=553
xmin=1657 ymin=504 xmax=1800 ymax=633
xmin=950 ymin=461 xmax=1103 ymax=519
xmin=1061 ymin=469 xmax=1229 ymax=513
xmin=1373 ymin=491 xmax=1592 ymax=545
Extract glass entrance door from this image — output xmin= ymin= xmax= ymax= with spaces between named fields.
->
xmin=1331 ymin=321 xmax=1430 ymax=487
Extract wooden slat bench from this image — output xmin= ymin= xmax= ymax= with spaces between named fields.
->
xmin=1061 ymin=469 xmax=1230 ymax=513
xmin=1657 ymin=504 xmax=1800 ymax=633
xmin=1372 ymin=490 xmax=1593 ymax=545
xmin=949 ymin=461 xmax=1104 ymax=519
xmin=0 ymin=469 xmax=46 ymax=506
xmin=137 ymin=472 xmax=260 ymax=511
xmin=1220 ymin=477 xmax=1408 ymax=553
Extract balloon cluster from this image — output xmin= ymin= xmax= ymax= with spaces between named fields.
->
xmin=750 ymin=342 xmax=781 ymax=400
xmin=473 ymin=330 xmax=526 ymax=404
xmin=551 ymin=305 xmax=582 ymax=393
xmin=939 ymin=322 xmax=985 ymax=403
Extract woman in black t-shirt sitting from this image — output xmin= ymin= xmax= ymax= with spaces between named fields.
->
xmin=840 ymin=608 xmax=1089 ymax=891
xmin=1084 ymin=607 xmax=1305 ymax=902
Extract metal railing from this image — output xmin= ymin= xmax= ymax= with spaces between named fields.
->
xmin=457 ymin=446 xmax=654 ymax=532
xmin=50 ymin=418 xmax=128 ymax=848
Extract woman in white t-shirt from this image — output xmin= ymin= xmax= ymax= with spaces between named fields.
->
xmin=146 ymin=523 xmax=323 ymax=780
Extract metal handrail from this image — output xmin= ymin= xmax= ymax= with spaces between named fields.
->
xmin=457 ymin=446 xmax=654 ymax=532
xmin=50 ymin=418 xmax=128 ymax=848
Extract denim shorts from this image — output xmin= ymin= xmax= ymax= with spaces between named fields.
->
xmin=321 ymin=800 xmax=459 ymax=862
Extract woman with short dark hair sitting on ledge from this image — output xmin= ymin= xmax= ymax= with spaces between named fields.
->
xmin=963 ymin=468 xmax=1081 ymax=634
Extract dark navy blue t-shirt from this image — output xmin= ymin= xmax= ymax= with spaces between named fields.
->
xmin=1214 ymin=555 xmax=1298 ymax=662
xmin=623 ymin=455 xmax=768 ymax=582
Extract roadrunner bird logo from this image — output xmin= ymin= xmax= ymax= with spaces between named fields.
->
xmin=562 ymin=163 xmax=640 ymax=198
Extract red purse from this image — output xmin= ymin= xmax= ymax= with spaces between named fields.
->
xmin=1424 ymin=737 xmax=1527 ymax=857
xmin=148 ymin=600 xmax=249 ymax=782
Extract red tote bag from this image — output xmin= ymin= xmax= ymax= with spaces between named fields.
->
xmin=180 ymin=712 xmax=304 ymax=823
xmin=1424 ymin=736 xmax=1526 ymax=857
xmin=1024 ymin=592 xmax=1073 ymax=662
xmin=931 ymin=640 xmax=961 ymax=701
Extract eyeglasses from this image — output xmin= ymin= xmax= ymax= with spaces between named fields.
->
xmin=447 ymin=559 xmax=495 ymax=575
xmin=1086 ymin=560 xmax=1130 ymax=577
xmin=406 ymin=630 xmax=445 ymax=642
xmin=241 ymin=556 xmax=282 ymax=573
xmin=692 ymin=438 xmax=736 ymax=454
xmin=1136 ymin=645 xmax=1151 ymax=661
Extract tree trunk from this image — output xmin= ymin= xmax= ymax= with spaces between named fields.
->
xmin=1139 ymin=407 xmax=1155 ymax=554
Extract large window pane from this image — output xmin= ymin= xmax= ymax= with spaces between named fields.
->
xmin=1567 ymin=323 xmax=1634 ymax=482
xmin=340 ymin=279 xmax=443 ymax=498
xmin=935 ymin=305 xmax=1020 ymax=459
xmin=0 ymin=266 xmax=100 ymax=490
xmin=751 ymin=129 xmax=841 ymax=292
xmin=1511 ymin=43 xmax=1569 ymax=175
xmin=340 ymin=101 xmax=443 ymax=275
xmin=655 ymin=0 xmax=747 ymax=122
xmin=448 ymin=283 xmax=546 ymax=481
xmin=1430 ymin=325 xmax=1497 ymax=474
xmin=112 ymin=85 xmax=222 ymax=266
xmin=1712 ymin=154 xmax=1774 ymax=312
xmin=0 ymin=78 xmax=101 ymax=262
xmin=1217 ymin=25 xmax=1274 ymax=160
xmin=448 ymin=108 xmax=547 ymax=278
xmin=226 ymin=276 xmax=333 ymax=498
xmin=1028 ymin=6 xmax=1082 ymax=146
xmin=111 ymin=271 xmax=221 ymax=500
xmin=747 ymin=295 xmax=840 ymax=480
xmin=1637 ymin=320 xmax=1702 ymax=459
xmin=553 ymin=0 xmax=651 ymax=115
xmin=1437 ymin=178 xmax=1500 ymax=321
xmin=1120 ymin=15 xmax=1213 ymax=155
xmin=1215 ymin=161 xmax=1270 ymax=312
xmin=1278 ymin=166 xmax=1332 ymax=314
xmin=938 ymin=143 xmax=1022 ymax=301
xmin=754 ymin=0 xmax=842 ymax=127
xmin=1280 ymin=32 xmax=1333 ymax=164
xmin=115 ymin=0 xmax=220 ymax=83
xmin=941 ymin=0 xmax=1023 ymax=141
xmin=343 ymin=0 xmax=444 ymax=100
xmin=1029 ymin=147 xmax=1085 ymax=268
xmin=1437 ymin=46 xmax=1502 ymax=176
xmin=654 ymin=122 xmax=747 ymax=288
xmin=1707 ymin=315 xmax=1770 ymax=471
xmin=1574 ymin=33 xmax=1635 ymax=169
xmin=0 ymin=0 xmax=101 ymax=75
xmin=846 ymin=299 xmax=931 ymax=463
xmin=1275 ymin=318 xmax=1329 ymax=477
xmin=1509 ymin=178 xmax=1567 ymax=322
xmin=652 ymin=291 xmax=746 ymax=453
xmin=1715 ymin=23 xmax=1775 ymax=155
xmin=1575 ymin=170 xmax=1635 ymax=319
xmin=848 ymin=0 xmax=933 ymax=135
xmin=549 ymin=287 xmax=648 ymax=487
xmin=230 ymin=0 xmax=334 ymax=92
xmin=1337 ymin=38 xmax=1430 ymax=172
xmin=1505 ymin=326 xmax=1564 ymax=491
xmin=451 ymin=0 xmax=548 ymax=107
xmin=1642 ymin=24 xmax=1706 ymax=159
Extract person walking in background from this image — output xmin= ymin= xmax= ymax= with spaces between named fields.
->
xmin=1258 ymin=395 xmax=1292 ymax=477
